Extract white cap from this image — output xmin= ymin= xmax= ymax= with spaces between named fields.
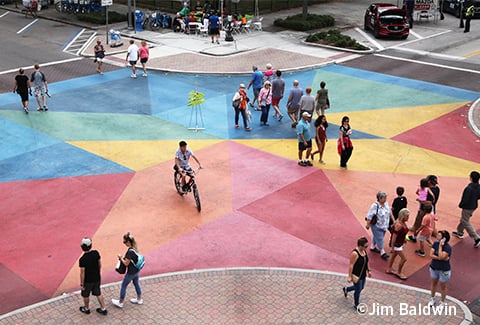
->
xmin=81 ymin=238 xmax=92 ymax=246
xmin=239 ymin=83 xmax=245 ymax=88
xmin=302 ymin=112 xmax=311 ymax=117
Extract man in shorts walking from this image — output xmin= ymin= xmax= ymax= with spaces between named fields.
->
xmin=79 ymin=237 xmax=107 ymax=315
xmin=297 ymin=112 xmax=313 ymax=167
xmin=271 ymin=70 xmax=285 ymax=121
xmin=126 ymin=40 xmax=139 ymax=78
xmin=247 ymin=65 xmax=263 ymax=110
xmin=286 ymin=80 xmax=303 ymax=128
xmin=208 ymin=11 xmax=220 ymax=44
xmin=31 ymin=64 xmax=48 ymax=111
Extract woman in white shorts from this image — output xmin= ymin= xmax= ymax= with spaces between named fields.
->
xmin=386 ymin=208 xmax=410 ymax=280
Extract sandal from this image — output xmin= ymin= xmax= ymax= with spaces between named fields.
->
xmin=385 ymin=270 xmax=395 ymax=275
xmin=395 ymin=273 xmax=408 ymax=280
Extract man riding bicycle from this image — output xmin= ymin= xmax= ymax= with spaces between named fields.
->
xmin=174 ymin=141 xmax=202 ymax=192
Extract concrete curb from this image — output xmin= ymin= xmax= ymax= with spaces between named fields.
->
xmin=467 ymin=97 xmax=480 ymax=138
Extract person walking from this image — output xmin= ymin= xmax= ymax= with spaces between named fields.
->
xmin=247 ymin=65 xmax=263 ymax=111
xmin=208 ymin=11 xmax=220 ymax=44
xmin=386 ymin=208 xmax=410 ymax=280
xmin=93 ymin=39 xmax=105 ymax=74
xmin=338 ymin=116 xmax=353 ymax=169
xmin=126 ymin=40 xmax=139 ymax=78
xmin=296 ymin=112 xmax=313 ymax=167
xmin=464 ymin=3 xmax=475 ymax=33
xmin=232 ymin=83 xmax=251 ymax=131
xmin=112 ymin=232 xmax=143 ymax=308
xmin=452 ymin=171 xmax=480 ymax=247
xmin=139 ymin=40 xmax=149 ymax=77
xmin=271 ymin=70 xmax=285 ymax=121
xmin=365 ymin=191 xmax=394 ymax=260
xmin=31 ymin=64 xmax=48 ymax=111
xmin=78 ymin=237 xmax=108 ymax=315
xmin=258 ymin=80 xmax=272 ymax=126
xmin=311 ymin=115 xmax=328 ymax=164
xmin=286 ymin=80 xmax=303 ymax=128
xmin=298 ymin=87 xmax=315 ymax=122
xmin=428 ymin=230 xmax=452 ymax=310
xmin=315 ymin=81 xmax=329 ymax=116
xmin=13 ymin=68 xmax=31 ymax=114
xmin=342 ymin=236 xmax=371 ymax=311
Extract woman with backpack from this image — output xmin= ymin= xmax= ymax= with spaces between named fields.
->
xmin=112 ymin=232 xmax=143 ymax=308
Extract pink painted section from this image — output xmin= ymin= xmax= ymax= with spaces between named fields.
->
xmin=229 ymin=141 xmax=317 ymax=209
xmin=109 ymin=212 xmax=350 ymax=280
xmin=0 ymin=263 xmax=49 ymax=315
xmin=0 ymin=173 xmax=134 ymax=296
xmin=393 ymin=105 xmax=480 ymax=163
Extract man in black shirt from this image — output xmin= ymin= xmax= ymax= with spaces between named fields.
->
xmin=79 ymin=238 xmax=107 ymax=315
xmin=453 ymin=171 xmax=480 ymax=248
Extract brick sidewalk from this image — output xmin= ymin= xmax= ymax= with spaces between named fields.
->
xmin=0 ymin=268 xmax=473 ymax=324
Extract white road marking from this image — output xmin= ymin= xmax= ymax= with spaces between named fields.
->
xmin=17 ymin=18 xmax=39 ymax=34
xmin=388 ymin=47 xmax=465 ymax=60
xmin=0 ymin=11 xmax=9 ymax=18
xmin=0 ymin=57 xmax=83 ymax=75
xmin=355 ymin=27 xmax=384 ymax=50
xmin=374 ymin=53 xmax=480 ymax=74
xmin=408 ymin=29 xmax=423 ymax=39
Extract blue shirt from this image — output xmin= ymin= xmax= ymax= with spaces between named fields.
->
xmin=209 ymin=15 xmax=219 ymax=28
xmin=288 ymin=87 xmax=303 ymax=109
xmin=251 ymin=70 xmax=263 ymax=89
xmin=296 ymin=119 xmax=311 ymax=142
xmin=430 ymin=241 xmax=451 ymax=271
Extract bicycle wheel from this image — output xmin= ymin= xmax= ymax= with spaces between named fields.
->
xmin=174 ymin=171 xmax=183 ymax=194
xmin=192 ymin=184 xmax=201 ymax=212
xmin=55 ymin=1 xmax=62 ymax=12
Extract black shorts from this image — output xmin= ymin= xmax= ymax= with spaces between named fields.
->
xmin=140 ymin=57 xmax=148 ymax=64
xmin=129 ymin=60 xmax=137 ymax=66
xmin=298 ymin=140 xmax=312 ymax=151
xmin=209 ymin=27 xmax=219 ymax=35
xmin=18 ymin=91 xmax=28 ymax=102
xmin=81 ymin=281 xmax=101 ymax=297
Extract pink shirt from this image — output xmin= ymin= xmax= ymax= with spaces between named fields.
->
xmin=139 ymin=46 xmax=149 ymax=59
xmin=258 ymin=87 xmax=272 ymax=105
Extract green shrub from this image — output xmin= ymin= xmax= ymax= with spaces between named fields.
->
xmin=306 ymin=29 xmax=369 ymax=51
xmin=274 ymin=13 xmax=334 ymax=31
xmin=77 ymin=11 xmax=127 ymax=24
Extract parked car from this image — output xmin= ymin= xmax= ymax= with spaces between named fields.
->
xmin=364 ymin=3 xmax=410 ymax=39
xmin=442 ymin=0 xmax=480 ymax=18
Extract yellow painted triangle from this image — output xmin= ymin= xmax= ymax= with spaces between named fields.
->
xmin=68 ymin=139 xmax=224 ymax=171
xmin=234 ymin=139 xmax=480 ymax=177
xmin=325 ymin=102 xmax=467 ymax=138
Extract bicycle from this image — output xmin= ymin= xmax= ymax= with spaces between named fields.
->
xmin=174 ymin=166 xmax=202 ymax=212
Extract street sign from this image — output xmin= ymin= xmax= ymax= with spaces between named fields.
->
xmin=102 ymin=0 xmax=112 ymax=6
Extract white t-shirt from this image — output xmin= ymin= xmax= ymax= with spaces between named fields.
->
xmin=175 ymin=148 xmax=194 ymax=169
xmin=127 ymin=44 xmax=139 ymax=61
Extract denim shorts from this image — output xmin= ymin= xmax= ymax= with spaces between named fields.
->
xmin=430 ymin=267 xmax=451 ymax=282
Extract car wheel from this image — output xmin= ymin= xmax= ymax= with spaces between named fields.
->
xmin=373 ymin=26 xmax=379 ymax=38
xmin=364 ymin=18 xmax=369 ymax=31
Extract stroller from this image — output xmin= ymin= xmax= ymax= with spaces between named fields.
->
xmin=22 ymin=0 xmax=38 ymax=17
xmin=109 ymin=29 xmax=123 ymax=47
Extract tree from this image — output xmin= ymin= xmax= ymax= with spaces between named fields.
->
xmin=302 ymin=0 xmax=308 ymax=19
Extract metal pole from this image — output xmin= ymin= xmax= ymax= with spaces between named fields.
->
xmin=459 ymin=0 xmax=464 ymax=28
xmin=127 ymin=0 xmax=132 ymax=29
xmin=133 ymin=0 xmax=136 ymax=33
xmin=106 ymin=5 xmax=109 ymax=45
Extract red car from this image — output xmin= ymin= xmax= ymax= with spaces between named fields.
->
xmin=364 ymin=3 xmax=410 ymax=39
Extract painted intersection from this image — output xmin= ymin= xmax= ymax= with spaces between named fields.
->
xmin=1 ymin=65 xmax=480 ymax=315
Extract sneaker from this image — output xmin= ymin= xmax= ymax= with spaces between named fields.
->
xmin=406 ymin=235 xmax=417 ymax=243
xmin=273 ymin=113 xmax=278 ymax=118
xmin=279 ymin=115 xmax=283 ymax=122
xmin=249 ymin=102 xmax=254 ymax=108
xmin=43 ymin=105 xmax=48 ymax=111
xmin=79 ymin=306 xmax=90 ymax=314
xmin=438 ymin=301 xmax=446 ymax=310
xmin=245 ymin=127 xmax=251 ymax=131
xmin=475 ymin=238 xmax=480 ymax=248
xmin=415 ymin=250 xmax=425 ymax=257
xmin=428 ymin=297 xmax=436 ymax=307
xmin=37 ymin=107 xmax=43 ymax=111
xmin=452 ymin=231 xmax=464 ymax=239
xmin=130 ymin=298 xmax=143 ymax=305
xmin=235 ymin=125 xmax=240 ymax=129
xmin=23 ymin=107 xmax=28 ymax=114
xmin=216 ymin=40 xmax=220 ymax=44
xmin=304 ymin=160 xmax=313 ymax=166
xmin=342 ymin=287 xmax=347 ymax=298
xmin=142 ymin=73 xmax=148 ymax=77
xmin=111 ymin=299 xmax=124 ymax=308
xmin=131 ymin=74 xmax=137 ymax=78
xmin=298 ymin=161 xmax=306 ymax=167
xmin=96 ymin=308 xmax=107 ymax=315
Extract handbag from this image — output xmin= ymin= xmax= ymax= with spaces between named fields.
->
xmin=115 ymin=259 xmax=126 ymax=274
xmin=366 ymin=203 xmax=379 ymax=225
xmin=232 ymin=98 xmax=241 ymax=109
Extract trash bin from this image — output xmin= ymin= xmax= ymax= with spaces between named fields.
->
xmin=135 ymin=10 xmax=144 ymax=31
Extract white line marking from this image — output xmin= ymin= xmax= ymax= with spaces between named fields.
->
xmin=17 ymin=18 xmax=39 ymax=34
xmin=63 ymin=28 xmax=85 ymax=53
xmin=389 ymin=46 xmax=465 ymax=60
xmin=0 ymin=11 xmax=9 ymax=18
xmin=374 ymin=53 xmax=480 ymax=74
xmin=408 ymin=29 xmax=423 ymax=39
xmin=0 ymin=57 xmax=83 ymax=75
xmin=355 ymin=27 xmax=384 ymax=51
xmin=76 ymin=32 xmax=97 ymax=56
xmin=388 ymin=30 xmax=452 ymax=49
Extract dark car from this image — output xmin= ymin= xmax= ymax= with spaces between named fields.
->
xmin=364 ymin=3 xmax=410 ymax=39
xmin=442 ymin=0 xmax=480 ymax=18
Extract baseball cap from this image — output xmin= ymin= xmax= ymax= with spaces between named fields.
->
xmin=81 ymin=237 xmax=92 ymax=246
xmin=240 ymin=83 xmax=245 ymax=88
xmin=302 ymin=112 xmax=311 ymax=117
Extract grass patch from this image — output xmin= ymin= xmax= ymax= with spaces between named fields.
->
xmin=306 ymin=29 xmax=369 ymax=51
xmin=274 ymin=13 xmax=334 ymax=31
